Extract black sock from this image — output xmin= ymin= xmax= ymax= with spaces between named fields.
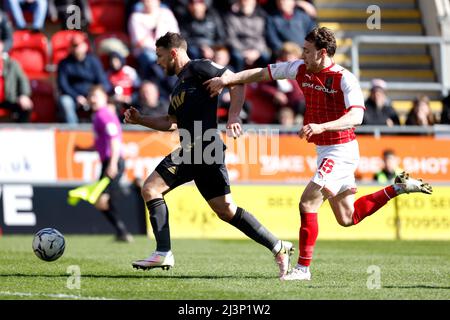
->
xmin=147 ymin=198 xmax=171 ymax=252
xmin=229 ymin=207 xmax=278 ymax=251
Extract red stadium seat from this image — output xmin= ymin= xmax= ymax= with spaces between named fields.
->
xmin=9 ymin=30 xmax=49 ymax=80
xmin=50 ymin=30 xmax=88 ymax=68
xmin=245 ymin=83 xmax=278 ymax=124
xmin=30 ymin=79 xmax=57 ymax=123
xmin=88 ymin=0 xmax=125 ymax=34
xmin=0 ymin=108 xmax=11 ymax=121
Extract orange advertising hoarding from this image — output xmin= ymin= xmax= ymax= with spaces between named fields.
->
xmin=55 ymin=130 xmax=450 ymax=182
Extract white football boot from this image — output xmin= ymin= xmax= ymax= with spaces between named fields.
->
xmin=132 ymin=251 xmax=175 ymax=271
xmin=394 ymin=171 xmax=433 ymax=195
xmin=274 ymin=241 xmax=294 ymax=279
xmin=281 ymin=265 xmax=311 ymax=281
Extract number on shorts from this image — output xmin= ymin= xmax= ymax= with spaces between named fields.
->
xmin=318 ymin=158 xmax=335 ymax=174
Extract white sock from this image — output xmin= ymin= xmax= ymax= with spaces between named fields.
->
xmin=272 ymin=240 xmax=283 ymax=255
xmin=295 ymin=264 xmax=309 ymax=272
xmin=393 ymin=184 xmax=404 ymax=195
xmin=155 ymin=250 xmax=171 ymax=256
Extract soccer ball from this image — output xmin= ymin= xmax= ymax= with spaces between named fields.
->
xmin=32 ymin=228 xmax=66 ymax=262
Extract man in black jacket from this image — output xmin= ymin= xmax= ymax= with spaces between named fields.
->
xmin=57 ymin=33 xmax=111 ymax=123
xmin=179 ymin=0 xmax=226 ymax=60
xmin=362 ymin=78 xmax=400 ymax=126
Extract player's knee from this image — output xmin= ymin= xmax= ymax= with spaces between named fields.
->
xmin=211 ymin=202 xmax=234 ymax=221
xmin=141 ymin=183 xmax=163 ymax=201
xmin=337 ymin=215 xmax=354 ymax=227
xmin=299 ymin=201 xmax=315 ymax=214
xmin=95 ymin=194 xmax=110 ymax=211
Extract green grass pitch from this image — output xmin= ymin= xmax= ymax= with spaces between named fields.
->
xmin=0 ymin=236 xmax=448 ymax=300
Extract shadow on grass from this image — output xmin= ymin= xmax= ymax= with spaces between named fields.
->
xmin=0 ymin=273 xmax=276 ymax=280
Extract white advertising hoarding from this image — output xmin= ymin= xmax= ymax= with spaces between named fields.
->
xmin=0 ymin=129 xmax=56 ymax=182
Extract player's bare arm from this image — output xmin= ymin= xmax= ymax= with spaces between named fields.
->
xmin=226 ymin=71 xmax=246 ymax=138
xmin=299 ymin=107 xmax=364 ymax=140
xmin=106 ymin=138 xmax=121 ymax=179
xmin=124 ymin=106 xmax=177 ymax=131
xmin=204 ymin=68 xmax=271 ymax=97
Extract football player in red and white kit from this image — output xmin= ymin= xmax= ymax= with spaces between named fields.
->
xmin=205 ymin=27 xmax=432 ymax=280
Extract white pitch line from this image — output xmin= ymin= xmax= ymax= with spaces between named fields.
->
xmin=0 ymin=291 xmax=112 ymax=300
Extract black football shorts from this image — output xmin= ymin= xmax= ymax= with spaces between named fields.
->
xmin=155 ymin=149 xmax=231 ymax=201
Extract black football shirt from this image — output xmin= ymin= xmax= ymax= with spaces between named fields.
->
xmin=168 ymin=59 xmax=227 ymax=155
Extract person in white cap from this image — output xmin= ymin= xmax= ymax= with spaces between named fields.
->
xmin=362 ymin=78 xmax=400 ymax=126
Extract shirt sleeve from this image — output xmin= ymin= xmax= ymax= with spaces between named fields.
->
xmin=268 ymin=60 xmax=304 ymax=80
xmin=340 ymin=70 xmax=365 ymax=109
xmin=191 ymin=59 xmax=227 ymax=81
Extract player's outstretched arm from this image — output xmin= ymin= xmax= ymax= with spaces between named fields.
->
xmin=124 ymin=106 xmax=177 ymax=131
xmin=204 ymin=67 xmax=271 ymax=97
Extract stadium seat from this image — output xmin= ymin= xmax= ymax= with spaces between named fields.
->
xmin=9 ymin=30 xmax=49 ymax=80
xmin=245 ymin=84 xmax=278 ymax=124
xmin=30 ymin=79 xmax=57 ymax=123
xmin=88 ymin=0 xmax=125 ymax=34
xmin=0 ymin=108 xmax=11 ymax=122
xmin=50 ymin=30 xmax=88 ymax=68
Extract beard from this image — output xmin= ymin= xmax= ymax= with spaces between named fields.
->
xmin=165 ymin=61 xmax=176 ymax=76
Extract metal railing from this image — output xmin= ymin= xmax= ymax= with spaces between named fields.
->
xmin=351 ymin=35 xmax=450 ymax=96
xmin=1 ymin=123 xmax=450 ymax=136
xmin=436 ymin=0 xmax=450 ymax=22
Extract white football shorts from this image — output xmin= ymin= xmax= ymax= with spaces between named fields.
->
xmin=312 ymin=139 xmax=360 ymax=197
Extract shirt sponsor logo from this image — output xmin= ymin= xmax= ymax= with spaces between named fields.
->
xmin=302 ymin=82 xmax=337 ymax=94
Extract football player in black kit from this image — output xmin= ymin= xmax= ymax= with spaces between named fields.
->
xmin=124 ymin=32 xmax=293 ymax=279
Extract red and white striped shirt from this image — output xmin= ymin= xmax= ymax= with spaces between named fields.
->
xmin=268 ymin=60 xmax=365 ymax=145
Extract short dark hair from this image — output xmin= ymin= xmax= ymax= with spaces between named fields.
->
xmin=383 ymin=149 xmax=396 ymax=158
xmin=305 ymin=27 xmax=336 ymax=57
xmin=155 ymin=32 xmax=188 ymax=51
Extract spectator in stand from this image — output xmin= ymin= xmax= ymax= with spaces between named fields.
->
xmin=57 ymin=33 xmax=111 ymax=124
xmin=373 ymin=149 xmax=402 ymax=184
xmin=164 ymin=0 xmax=212 ymax=21
xmin=0 ymin=39 xmax=33 ymax=122
xmin=440 ymin=93 xmax=450 ymax=124
xmin=128 ymin=0 xmax=179 ymax=90
xmin=48 ymin=0 xmax=92 ymax=30
xmin=296 ymin=0 xmax=317 ymax=18
xmin=179 ymin=0 xmax=225 ymax=60
xmin=278 ymin=106 xmax=296 ymax=127
xmin=259 ymin=0 xmax=317 ymax=17
xmin=0 ymin=9 xmax=13 ymax=52
xmin=224 ymin=0 xmax=270 ymax=71
xmin=210 ymin=0 xmax=233 ymax=13
xmin=106 ymin=51 xmax=141 ymax=117
xmin=135 ymin=80 xmax=169 ymax=117
xmin=405 ymin=95 xmax=436 ymax=126
xmin=247 ymin=42 xmax=305 ymax=124
xmin=213 ymin=45 xmax=233 ymax=71
xmin=5 ymin=0 xmax=47 ymax=32
xmin=362 ymin=78 xmax=400 ymax=126
xmin=266 ymin=0 xmax=316 ymax=54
